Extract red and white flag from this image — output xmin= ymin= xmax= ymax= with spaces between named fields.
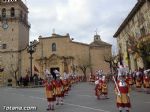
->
xmin=34 ymin=65 xmax=39 ymax=73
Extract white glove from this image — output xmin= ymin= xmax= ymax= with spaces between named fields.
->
xmin=118 ymin=93 xmax=121 ymax=97
xmin=127 ymin=93 xmax=130 ymax=97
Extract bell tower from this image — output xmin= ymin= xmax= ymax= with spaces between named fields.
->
xmin=94 ymin=33 xmax=101 ymax=42
xmin=0 ymin=0 xmax=30 ymax=50
xmin=0 ymin=0 xmax=30 ymax=84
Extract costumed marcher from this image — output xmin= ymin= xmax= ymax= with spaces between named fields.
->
xmin=67 ymin=74 xmax=72 ymax=91
xmin=55 ymin=72 xmax=64 ymax=105
xmin=53 ymin=69 xmax=59 ymax=80
xmin=126 ymin=72 xmax=134 ymax=88
xmin=89 ymin=73 xmax=95 ymax=83
xmin=95 ymin=75 xmax=103 ymax=100
xmin=114 ymin=66 xmax=131 ymax=112
xmin=135 ymin=71 xmax=142 ymax=92
xmin=62 ymin=72 xmax=69 ymax=96
xmin=143 ymin=70 xmax=150 ymax=94
xmin=101 ymin=75 xmax=108 ymax=99
xmin=98 ymin=69 xmax=103 ymax=76
xmin=70 ymin=75 xmax=74 ymax=84
xmin=44 ymin=69 xmax=55 ymax=111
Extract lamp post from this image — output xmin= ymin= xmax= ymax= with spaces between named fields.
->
xmin=27 ymin=40 xmax=38 ymax=78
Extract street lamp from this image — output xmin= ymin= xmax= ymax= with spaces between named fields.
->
xmin=27 ymin=40 xmax=38 ymax=78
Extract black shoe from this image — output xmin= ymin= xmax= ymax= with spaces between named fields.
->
xmin=51 ymin=105 xmax=54 ymax=110
xmin=46 ymin=108 xmax=50 ymax=111
xmin=51 ymin=108 xmax=54 ymax=111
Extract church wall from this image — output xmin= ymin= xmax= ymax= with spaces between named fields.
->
xmin=33 ymin=37 xmax=90 ymax=76
xmin=18 ymin=22 xmax=29 ymax=50
xmin=67 ymin=42 xmax=90 ymax=76
xmin=20 ymin=35 xmax=112 ymax=79
xmin=90 ymin=46 xmax=111 ymax=75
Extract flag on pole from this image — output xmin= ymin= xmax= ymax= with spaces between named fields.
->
xmin=34 ymin=65 xmax=39 ymax=73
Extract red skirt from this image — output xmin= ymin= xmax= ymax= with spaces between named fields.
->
xmin=56 ymin=93 xmax=64 ymax=97
xmin=47 ymin=96 xmax=56 ymax=102
xmin=117 ymin=103 xmax=131 ymax=108
xmin=102 ymin=92 xmax=108 ymax=95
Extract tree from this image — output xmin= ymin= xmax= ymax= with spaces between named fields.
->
xmin=127 ymin=34 xmax=150 ymax=69
xmin=137 ymin=38 xmax=150 ymax=69
xmin=8 ymin=63 xmax=19 ymax=86
xmin=71 ymin=64 xmax=78 ymax=75
xmin=104 ymin=55 xmax=118 ymax=74
xmin=77 ymin=57 xmax=91 ymax=81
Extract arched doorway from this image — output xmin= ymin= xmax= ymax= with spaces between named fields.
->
xmin=50 ymin=67 xmax=59 ymax=80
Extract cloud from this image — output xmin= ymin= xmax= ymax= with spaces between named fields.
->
xmin=27 ymin=0 xmax=137 ymax=53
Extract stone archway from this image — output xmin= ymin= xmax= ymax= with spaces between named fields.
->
xmin=36 ymin=54 xmax=74 ymax=75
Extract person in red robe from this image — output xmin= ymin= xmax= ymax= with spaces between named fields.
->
xmin=55 ymin=75 xmax=64 ymax=105
xmin=95 ymin=76 xmax=103 ymax=100
xmin=135 ymin=71 xmax=142 ymax=92
xmin=143 ymin=70 xmax=150 ymax=94
xmin=44 ymin=75 xmax=55 ymax=111
xmin=101 ymin=76 xmax=108 ymax=99
xmin=126 ymin=73 xmax=134 ymax=88
xmin=114 ymin=65 xmax=131 ymax=112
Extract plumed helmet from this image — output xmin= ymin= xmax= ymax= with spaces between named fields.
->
xmin=96 ymin=76 xmax=99 ymax=80
xmin=102 ymin=76 xmax=106 ymax=81
xmin=56 ymin=73 xmax=60 ymax=77
xmin=144 ymin=70 xmax=148 ymax=75
xmin=54 ymin=69 xmax=59 ymax=74
xmin=45 ymin=69 xmax=51 ymax=79
xmin=46 ymin=74 xmax=53 ymax=83
xmin=45 ymin=69 xmax=50 ymax=75
xmin=118 ymin=66 xmax=126 ymax=77
xmin=136 ymin=72 xmax=140 ymax=76
xmin=95 ymin=80 xmax=99 ymax=85
xmin=144 ymin=69 xmax=150 ymax=75
xmin=60 ymin=76 xmax=63 ymax=80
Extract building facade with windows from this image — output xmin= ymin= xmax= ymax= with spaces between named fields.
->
xmin=0 ymin=0 xmax=30 ymax=85
xmin=0 ymin=0 xmax=112 ymax=85
xmin=114 ymin=0 xmax=150 ymax=71
xmin=21 ymin=33 xmax=112 ymax=79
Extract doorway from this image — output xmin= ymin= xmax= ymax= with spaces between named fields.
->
xmin=50 ymin=67 xmax=59 ymax=80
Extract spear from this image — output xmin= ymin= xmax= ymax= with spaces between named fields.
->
xmin=113 ymin=76 xmax=121 ymax=96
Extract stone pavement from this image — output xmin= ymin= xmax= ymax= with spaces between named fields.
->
xmin=0 ymin=82 xmax=150 ymax=112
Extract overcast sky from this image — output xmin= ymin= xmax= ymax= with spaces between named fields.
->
xmin=25 ymin=0 xmax=137 ymax=53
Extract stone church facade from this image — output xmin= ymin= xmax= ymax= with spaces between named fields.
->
xmin=21 ymin=33 xmax=112 ymax=78
xmin=0 ymin=0 xmax=111 ymax=85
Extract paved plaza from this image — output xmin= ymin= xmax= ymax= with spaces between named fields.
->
xmin=0 ymin=82 xmax=150 ymax=112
